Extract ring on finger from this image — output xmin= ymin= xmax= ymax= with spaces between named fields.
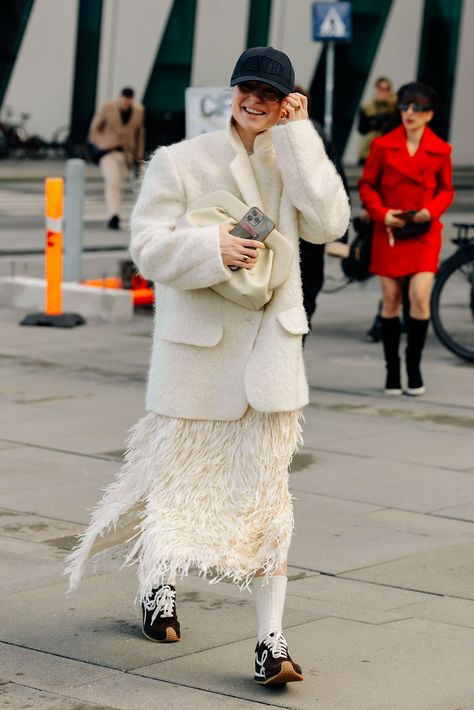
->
xmin=242 ymin=255 xmax=249 ymax=263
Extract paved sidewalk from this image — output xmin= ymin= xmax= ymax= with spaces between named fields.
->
xmin=0 ymin=270 xmax=473 ymax=709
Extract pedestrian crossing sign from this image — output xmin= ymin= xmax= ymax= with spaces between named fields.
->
xmin=312 ymin=2 xmax=352 ymax=42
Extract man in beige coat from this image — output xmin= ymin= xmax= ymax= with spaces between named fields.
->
xmin=89 ymin=87 xmax=145 ymax=229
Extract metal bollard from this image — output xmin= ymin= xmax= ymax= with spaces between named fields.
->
xmin=63 ymin=158 xmax=85 ymax=282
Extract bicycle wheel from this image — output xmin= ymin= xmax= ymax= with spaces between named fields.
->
xmin=25 ymin=135 xmax=48 ymax=160
xmin=431 ymin=247 xmax=474 ymax=362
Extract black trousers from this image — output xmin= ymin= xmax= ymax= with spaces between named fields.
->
xmin=299 ymin=240 xmax=325 ymax=329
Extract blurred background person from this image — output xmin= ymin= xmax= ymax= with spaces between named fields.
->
xmin=358 ymin=81 xmax=453 ymax=396
xmin=357 ymin=77 xmax=397 ymax=165
xmin=88 ymin=87 xmax=145 ymax=230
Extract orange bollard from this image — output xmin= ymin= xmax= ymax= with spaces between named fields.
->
xmin=45 ymin=177 xmax=63 ymax=315
xmin=20 ymin=177 xmax=85 ymax=328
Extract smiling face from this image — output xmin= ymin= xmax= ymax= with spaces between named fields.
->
xmin=231 ymin=82 xmax=284 ymax=146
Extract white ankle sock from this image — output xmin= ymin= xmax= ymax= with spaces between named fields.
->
xmin=252 ymin=575 xmax=287 ymax=642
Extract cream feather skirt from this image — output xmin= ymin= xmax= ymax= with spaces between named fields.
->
xmin=65 ymin=407 xmax=302 ymax=601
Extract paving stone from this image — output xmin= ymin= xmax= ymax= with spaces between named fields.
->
xmin=290 ymin=494 xmax=474 ymax=574
xmin=320 ymin=426 xmax=473 ymax=471
xmin=134 ymin=617 xmax=474 ymax=710
xmin=0 ymin=645 xmax=271 ymax=709
xmin=0 ymin=570 xmax=318 ymax=672
xmin=0 ymin=447 xmax=117 ymax=523
xmin=0 ymin=642 xmax=111 ymax=689
xmin=347 ymin=542 xmax=474 ymax=599
xmin=386 ymin=594 xmax=474 ymax=629
xmin=431 ymin=501 xmax=474 ymax=522
xmin=0 ymin=536 xmax=69 ymax=594
xmin=0 ymin=683 xmax=117 ymax=709
xmin=289 ymin=570 xmax=421 ymax=607
xmin=66 ymin=672 xmax=277 ymax=709
xmin=290 ymin=448 xmax=474 ymax=514
xmin=0 ymin=407 xmax=134 ymax=457
xmin=0 ymin=508 xmax=84 ymax=544
xmin=300 ymin=402 xmax=408 ymax=450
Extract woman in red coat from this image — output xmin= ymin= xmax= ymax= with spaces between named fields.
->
xmin=359 ymin=82 xmax=453 ymax=395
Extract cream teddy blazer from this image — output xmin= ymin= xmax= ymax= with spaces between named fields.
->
xmin=130 ymin=120 xmax=350 ymax=420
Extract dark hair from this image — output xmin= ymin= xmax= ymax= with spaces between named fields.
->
xmin=121 ymin=87 xmax=134 ymax=98
xmin=397 ymin=81 xmax=438 ymax=112
xmin=375 ymin=76 xmax=391 ymax=89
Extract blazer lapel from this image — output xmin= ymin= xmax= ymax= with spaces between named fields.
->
xmin=383 ymin=126 xmax=423 ymax=184
xmin=228 ymin=122 xmax=264 ymax=208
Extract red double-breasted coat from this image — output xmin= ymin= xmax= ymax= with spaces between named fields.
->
xmin=358 ymin=125 xmax=454 ymax=277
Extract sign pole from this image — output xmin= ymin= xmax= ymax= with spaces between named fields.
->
xmin=312 ymin=2 xmax=352 ymax=142
xmin=324 ymin=40 xmax=335 ymax=142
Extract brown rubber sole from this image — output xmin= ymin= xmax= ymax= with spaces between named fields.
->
xmin=254 ymin=661 xmax=304 ymax=685
xmin=142 ymin=626 xmax=180 ymax=643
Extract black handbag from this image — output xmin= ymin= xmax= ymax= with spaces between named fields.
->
xmin=341 ymin=217 xmax=373 ymax=281
xmin=393 ymin=221 xmax=431 ymax=239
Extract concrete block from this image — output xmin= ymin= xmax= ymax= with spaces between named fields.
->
xmin=0 ymin=276 xmax=133 ymax=322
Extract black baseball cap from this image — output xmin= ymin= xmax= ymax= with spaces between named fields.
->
xmin=230 ymin=47 xmax=295 ymax=96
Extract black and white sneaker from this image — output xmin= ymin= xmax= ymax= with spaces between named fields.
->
xmin=254 ymin=632 xmax=303 ymax=685
xmin=141 ymin=584 xmax=180 ymax=642
xmin=384 ymin=367 xmax=402 ymax=396
xmin=405 ymin=364 xmax=426 ymax=396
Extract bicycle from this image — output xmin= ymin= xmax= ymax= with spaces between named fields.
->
xmin=0 ymin=106 xmax=48 ymax=159
xmin=430 ymin=222 xmax=474 ymax=362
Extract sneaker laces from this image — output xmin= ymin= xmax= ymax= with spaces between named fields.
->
xmin=262 ymin=631 xmax=289 ymax=659
xmin=143 ymin=585 xmax=176 ymax=624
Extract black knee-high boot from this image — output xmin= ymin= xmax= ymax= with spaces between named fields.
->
xmin=405 ymin=316 xmax=429 ymax=395
xmin=381 ymin=317 xmax=402 ymax=394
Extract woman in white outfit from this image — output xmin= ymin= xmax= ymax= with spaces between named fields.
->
xmin=65 ymin=47 xmax=349 ymax=686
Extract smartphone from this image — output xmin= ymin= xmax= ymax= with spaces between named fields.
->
xmin=395 ymin=210 xmax=417 ymax=222
xmin=229 ymin=207 xmax=274 ymax=270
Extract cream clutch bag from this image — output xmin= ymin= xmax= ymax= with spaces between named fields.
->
xmin=180 ymin=190 xmax=294 ymax=310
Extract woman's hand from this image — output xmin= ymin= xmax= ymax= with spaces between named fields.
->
xmin=219 ymin=224 xmax=265 ymax=269
xmin=413 ymin=208 xmax=431 ymax=223
xmin=278 ymin=93 xmax=308 ymax=124
xmin=384 ymin=209 xmax=406 ymax=228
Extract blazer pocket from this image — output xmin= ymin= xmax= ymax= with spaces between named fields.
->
xmin=160 ymin=316 xmax=224 ymax=347
xmin=277 ymin=306 xmax=310 ymax=335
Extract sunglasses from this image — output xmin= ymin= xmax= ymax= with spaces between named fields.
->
xmin=398 ymin=102 xmax=431 ymax=113
xmin=237 ymin=82 xmax=284 ymax=104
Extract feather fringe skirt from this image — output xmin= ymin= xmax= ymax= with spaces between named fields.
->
xmin=65 ymin=408 xmax=302 ymax=601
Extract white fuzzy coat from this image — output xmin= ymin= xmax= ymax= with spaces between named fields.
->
xmin=130 ymin=119 xmax=350 ymax=420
